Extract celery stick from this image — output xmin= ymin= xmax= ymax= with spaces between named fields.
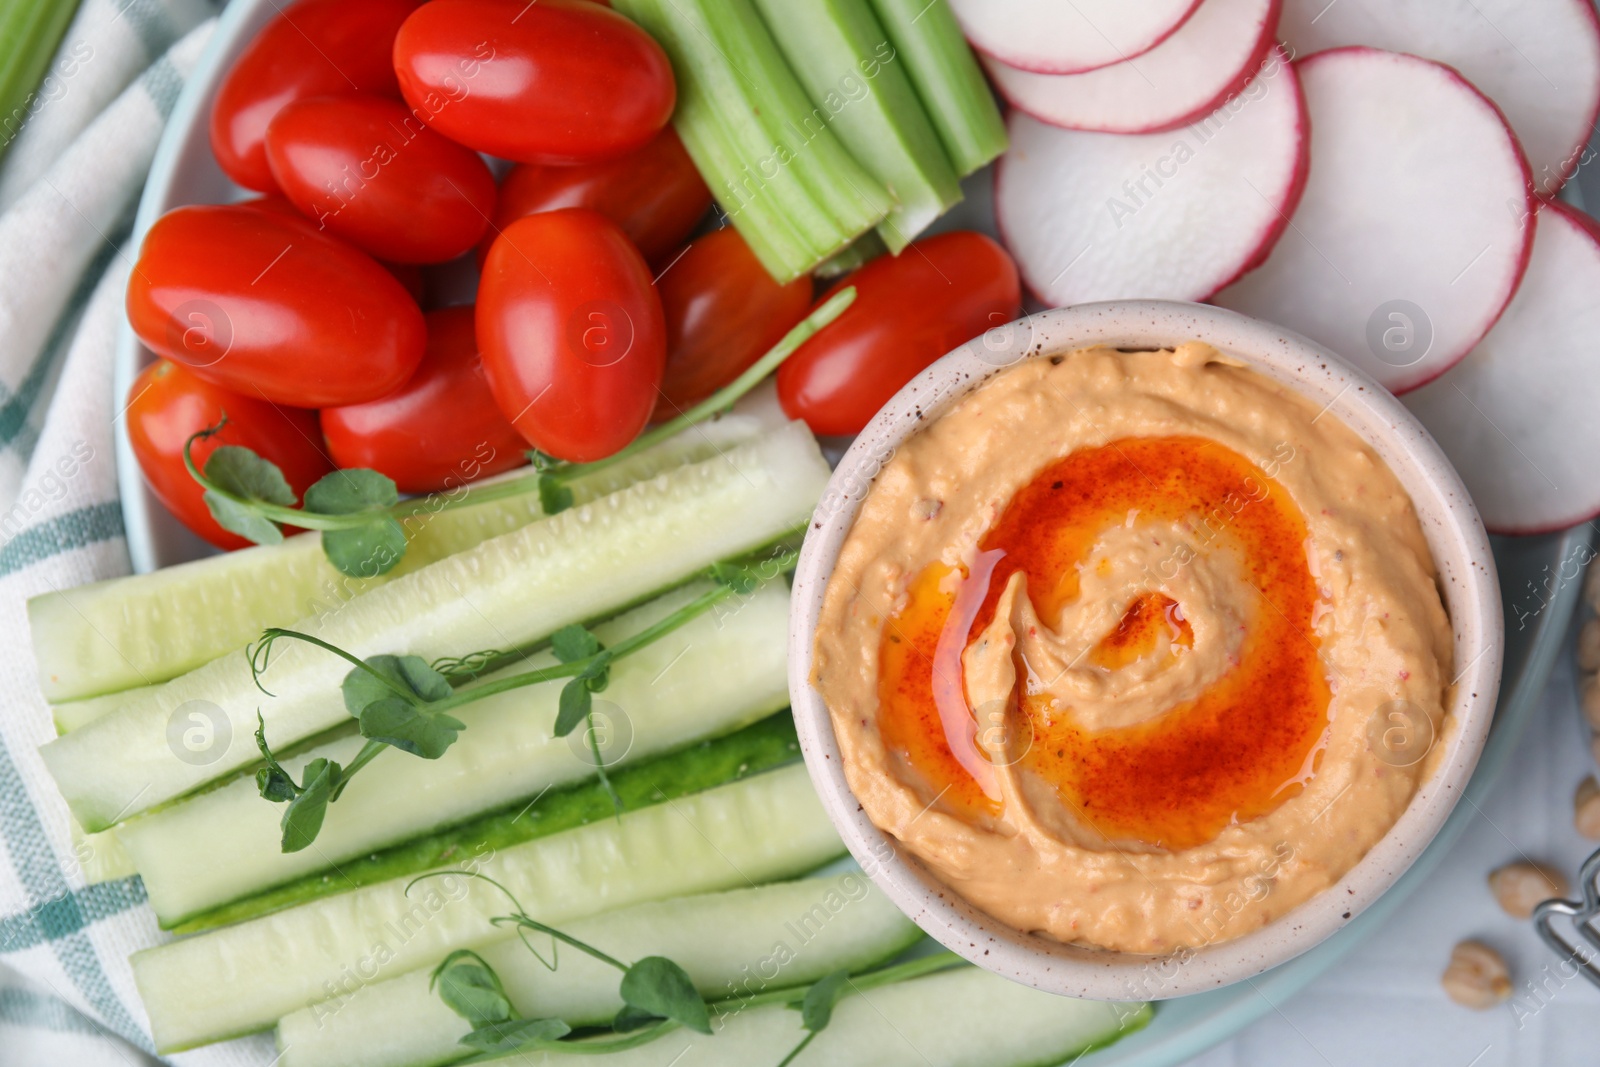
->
xmin=753 ymin=0 xmax=961 ymax=251
xmin=276 ymin=875 xmax=921 ymax=1067
xmin=614 ymin=0 xmax=893 ymax=281
xmin=867 ymin=0 xmax=1006 ymax=176
xmin=172 ymin=712 xmax=802 ymax=934
xmin=131 ymin=764 xmax=843 ymax=1052
xmin=42 ymin=423 xmax=830 ymax=832
xmin=29 ymin=402 xmax=785 ymax=702
xmin=119 ymin=581 xmax=792 ymax=927
xmin=814 ymin=230 xmax=887 ymax=278
xmin=0 ymin=0 xmax=80 ymax=168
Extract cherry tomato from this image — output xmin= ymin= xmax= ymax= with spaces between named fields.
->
xmin=777 ymin=232 xmax=1022 ymax=436
xmin=210 ymin=0 xmax=422 ymax=192
xmin=264 ymin=93 xmax=496 ymax=264
xmin=237 ymin=197 xmax=428 ymax=301
xmin=654 ymin=227 xmax=812 ymax=419
xmin=321 ymin=307 xmax=529 ymax=493
xmin=486 ymin=128 xmax=709 ymax=267
xmin=393 ymin=0 xmax=675 ymax=165
xmin=128 ymin=359 xmax=333 ymax=551
xmin=127 ymin=204 xmax=427 ymax=407
xmin=381 ymin=261 xmax=427 ymax=305
xmin=477 ymin=209 xmax=666 ymax=462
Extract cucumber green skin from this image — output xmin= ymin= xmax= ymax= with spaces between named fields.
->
xmin=170 ymin=713 xmax=803 ymax=935
xmin=464 ymin=966 xmax=1151 ymax=1066
xmin=751 ymin=0 xmax=962 ymax=252
xmin=866 ymin=0 xmax=1007 ymax=176
xmin=276 ymin=875 xmax=924 ymax=1067
xmin=133 ymin=763 xmax=845 ymax=1052
xmin=613 ymin=0 xmax=892 ymax=282
xmin=28 ymin=407 xmax=782 ymax=702
xmin=43 ymin=424 xmax=831 ymax=832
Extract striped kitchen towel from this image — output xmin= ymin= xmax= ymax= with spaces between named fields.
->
xmin=0 ymin=3 xmax=280 ymax=1065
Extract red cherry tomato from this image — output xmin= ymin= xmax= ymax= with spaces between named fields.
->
xmin=127 ymin=359 xmax=333 ymax=550
xmin=777 ymin=231 xmax=1022 ymax=436
xmin=210 ymin=0 xmax=422 ymax=192
xmin=381 ymin=261 xmax=427 ymax=305
xmin=477 ymin=209 xmax=666 ymax=462
xmin=321 ymin=307 xmax=529 ymax=493
xmin=238 ymin=198 xmax=429 ymax=301
xmin=127 ymin=204 xmax=427 ymax=407
xmin=654 ymin=227 xmax=812 ymax=419
xmin=393 ymin=0 xmax=675 ymax=165
xmin=486 ymin=129 xmax=710 ymax=267
xmin=264 ymin=93 xmax=496 ymax=264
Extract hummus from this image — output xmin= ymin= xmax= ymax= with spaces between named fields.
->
xmin=812 ymin=344 xmax=1453 ymax=954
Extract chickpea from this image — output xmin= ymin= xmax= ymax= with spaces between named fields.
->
xmin=1581 ymin=672 xmax=1600 ymax=732
xmin=1487 ymin=861 xmax=1568 ymax=919
xmin=1580 ymin=619 xmax=1600 ymax=672
xmin=1441 ymin=940 xmax=1512 ymax=1010
xmin=1576 ymin=776 xmax=1600 ymax=840
xmin=1586 ymin=563 xmax=1600 ymax=613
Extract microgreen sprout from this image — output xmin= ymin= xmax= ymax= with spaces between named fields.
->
xmin=184 ymin=287 xmax=855 ymax=577
xmin=249 ymin=549 xmax=797 ymax=851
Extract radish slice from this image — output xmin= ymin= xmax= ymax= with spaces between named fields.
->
xmin=986 ymin=0 xmax=1283 ymax=134
xmin=1280 ymin=0 xmax=1600 ymax=196
xmin=1403 ymin=202 xmax=1600 ymax=535
xmin=949 ymin=0 xmax=1203 ymax=75
xmin=994 ymin=47 xmax=1307 ymax=306
xmin=1214 ymin=48 xmax=1533 ymax=394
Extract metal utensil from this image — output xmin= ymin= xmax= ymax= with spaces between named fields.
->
xmin=1533 ymin=846 xmax=1600 ymax=989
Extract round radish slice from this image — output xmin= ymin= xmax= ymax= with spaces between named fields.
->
xmin=986 ymin=0 xmax=1282 ymax=134
xmin=1280 ymin=0 xmax=1600 ymax=196
xmin=1403 ymin=202 xmax=1600 ymax=535
xmin=994 ymin=47 xmax=1307 ymax=306
xmin=949 ymin=0 xmax=1203 ymax=75
xmin=1213 ymin=48 xmax=1533 ymax=394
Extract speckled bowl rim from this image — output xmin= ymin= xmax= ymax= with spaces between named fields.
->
xmin=787 ymin=300 xmax=1503 ymax=1001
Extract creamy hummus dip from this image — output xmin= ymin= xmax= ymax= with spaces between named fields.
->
xmin=812 ymin=344 xmax=1453 ymax=953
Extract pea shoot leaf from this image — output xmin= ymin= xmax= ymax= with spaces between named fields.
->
xmin=549 ymin=624 xmax=601 ymax=663
xmin=431 ymin=950 xmax=513 ymax=1031
xmin=279 ymin=758 xmax=339 ymax=853
xmin=342 ymin=654 xmax=453 ymax=715
xmin=304 ymin=468 xmax=398 ymax=513
xmin=205 ymin=493 xmax=286 ymax=546
xmin=796 ymin=969 xmax=851 ymax=1032
xmin=321 ymin=516 xmax=407 ymax=578
xmin=710 ymin=559 xmax=766 ymax=595
xmin=255 ymin=764 xmax=297 ymax=804
xmin=460 ymin=1016 xmax=572 ymax=1052
xmin=205 ymin=445 xmax=297 ymax=505
xmin=359 ymin=697 xmax=465 ymax=759
xmin=539 ymin=475 xmax=574 ymax=516
xmin=612 ymin=1003 xmax=660 ymax=1033
xmin=553 ymin=678 xmax=591 ymax=738
xmin=619 ymin=957 xmax=710 ymax=1035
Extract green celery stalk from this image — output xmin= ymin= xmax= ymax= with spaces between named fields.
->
xmin=867 ymin=0 xmax=1007 ymax=176
xmin=614 ymin=0 xmax=893 ymax=281
xmin=168 ymin=712 xmax=802 ymax=934
xmin=752 ymin=0 xmax=962 ymax=252
xmin=0 ymin=0 xmax=82 ymax=167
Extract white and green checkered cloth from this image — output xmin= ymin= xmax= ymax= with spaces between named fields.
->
xmin=0 ymin=3 xmax=260 ymax=1065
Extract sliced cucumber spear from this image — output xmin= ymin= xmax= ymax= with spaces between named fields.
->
xmin=42 ymin=422 xmax=831 ymax=833
xmin=455 ymin=965 xmax=1150 ymax=1067
xmin=276 ymin=874 xmax=922 ymax=1067
xmin=118 ymin=580 xmax=792 ymax=927
xmin=132 ymin=764 xmax=844 ymax=1053
xmin=866 ymin=0 xmax=1007 ymax=176
xmin=28 ymin=390 xmax=786 ymax=704
xmin=752 ymin=0 xmax=962 ymax=252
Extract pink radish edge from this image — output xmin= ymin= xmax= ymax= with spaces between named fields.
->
xmin=1547 ymin=0 xmax=1600 ymax=193
xmin=992 ymin=0 xmax=1285 ymax=136
xmin=991 ymin=44 xmax=1311 ymax=309
xmin=967 ymin=0 xmax=1207 ymax=77
xmin=1279 ymin=47 xmax=1537 ymax=394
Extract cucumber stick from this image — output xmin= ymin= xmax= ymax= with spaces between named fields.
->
xmin=43 ymin=422 xmax=830 ymax=832
xmin=176 ymin=712 xmax=803 ymax=934
xmin=276 ymin=875 xmax=921 ymax=1067
xmin=866 ymin=0 xmax=1006 ymax=176
xmin=29 ymin=400 xmax=786 ymax=702
xmin=613 ymin=0 xmax=893 ymax=282
xmin=52 ymin=685 xmax=159 ymax=734
xmin=131 ymin=764 xmax=843 ymax=1052
xmin=752 ymin=0 xmax=961 ymax=252
xmin=118 ymin=580 xmax=792 ymax=926
xmin=481 ymin=966 xmax=1150 ymax=1067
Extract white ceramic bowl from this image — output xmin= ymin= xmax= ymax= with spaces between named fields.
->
xmin=787 ymin=299 xmax=1504 ymax=1000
